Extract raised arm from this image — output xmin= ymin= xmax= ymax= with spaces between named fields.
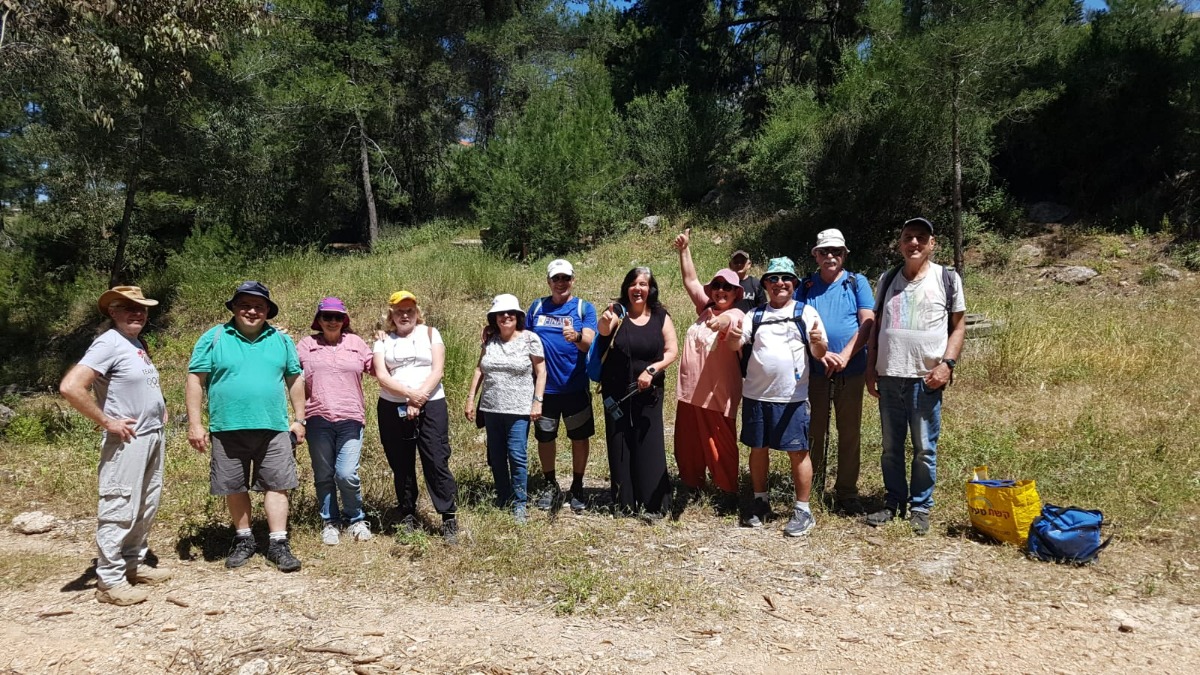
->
xmin=673 ymin=228 xmax=710 ymax=313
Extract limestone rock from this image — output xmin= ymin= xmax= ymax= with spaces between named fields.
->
xmin=1013 ymin=244 xmax=1043 ymax=266
xmin=1152 ymin=263 xmax=1182 ymax=280
xmin=0 ymin=404 xmax=13 ymax=430
xmin=11 ymin=511 xmax=57 ymax=534
xmin=639 ymin=215 xmax=662 ymax=230
xmin=1043 ymin=266 xmax=1098 ymax=285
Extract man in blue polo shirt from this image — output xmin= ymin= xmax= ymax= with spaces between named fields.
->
xmin=186 ymin=281 xmax=306 ymax=572
xmin=796 ymin=229 xmax=875 ymax=514
xmin=528 ymin=259 xmax=598 ymax=513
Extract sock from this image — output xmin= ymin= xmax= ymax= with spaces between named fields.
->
xmin=796 ymin=501 xmax=811 ymax=514
xmin=754 ymin=492 xmax=769 ymax=502
xmin=571 ymin=472 xmax=584 ymax=493
xmin=442 ymin=512 xmax=457 ymax=522
xmin=268 ymin=530 xmax=288 ymax=542
xmin=544 ymin=470 xmax=557 ymax=487
xmin=236 ymin=528 xmax=252 ymax=538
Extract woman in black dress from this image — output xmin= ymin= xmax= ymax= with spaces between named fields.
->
xmin=595 ymin=267 xmax=678 ymax=518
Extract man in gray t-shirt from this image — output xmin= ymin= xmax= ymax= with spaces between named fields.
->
xmin=60 ymin=286 xmax=171 ymax=606
xmin=865 ymin=218 xmax=966 ymax=536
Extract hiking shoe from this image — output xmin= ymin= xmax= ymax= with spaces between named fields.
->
xmin=783 ymin=507 xmax=815 ymax=537
xmin=321 ymin=523 xmax=341 ymax=546
xmin=441 ymin=518 xmax=459 ymax=545
xmin=865 ymin=507 xmax=898 ymax=528
xmin=513 ymin=504 xmax=528 ymax=526
xmin=834 ymin=496 xmax=866 ymax=516
xmin=569 ymin=491 xmax=587 ymax=514
xmin=639 ymin=510 xmax=665 ymax=524
xmin=225 ymin=535 xmax=258 ymax=569
xmin=126 ymin=565 xmax=172 ymax=586
xmin=95 ymin=581 xmax=149 ymax=606
xmin=910 ymin=510 xmax=930 ymax=536
xmin=743 ymin=498 xmax=770 ymax=528
xmin=346 ymin=521 xmax=372 ymax=542
xmin=265 ymin=538 xmax=301 ymax=573
xmin=396 ymin=513 xmax=417 ymax=535
xmin=534 ymin=484 xmax=563 ymax=511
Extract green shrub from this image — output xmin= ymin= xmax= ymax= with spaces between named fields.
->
xmin=747 ymin=86 xmax=826 ymax=207
xmin=471 ymin=56 xmax=631 ymax=259
xmin=5 ymin=416 xmax=46 ymax=444
xmin=625 ymin=87 xmax=741 ymax=210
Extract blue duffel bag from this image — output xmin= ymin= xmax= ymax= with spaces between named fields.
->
xmin=1027 ymin=504 xmax=1112 ymax=565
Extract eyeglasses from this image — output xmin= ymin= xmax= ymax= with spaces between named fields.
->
xmin=709 ymin=281 xmax=736 ymax=292
xmin=496 ymin=310 xmax=519 ymax=318
xmin=318 ymin=312 xmax=345 ymax=322
xmin=234 ymin=303 xmax=268 ymax=313
xmin=550 ymin=274 xmax=573 ymax=283
xmin=816 ymin=247 xmax=845 ymax=257
xmin=763 ymin=275 xmax=796 ymax=285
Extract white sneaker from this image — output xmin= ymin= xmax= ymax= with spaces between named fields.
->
xmin=321 ymin=523 xmax=340 ymax=546
xmin=346 ymin=521 xmax=372 ymax=542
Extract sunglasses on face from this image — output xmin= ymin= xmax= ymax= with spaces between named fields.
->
xmin=709 ymin=281 xmax=736 ymax=292
xmin=550 ymin=275 xmax=573 ymax=283
xmin=496 ymin=310 xmax=518 ymax=318
xmin=764 ymin=275 xmax=796 ymax=285
xmin=816 ymin=247 xmax=845 ymax=257
xmin=318 ymin=312 xmax=345 ymax=322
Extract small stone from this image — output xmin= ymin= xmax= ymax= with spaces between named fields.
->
xmin=0 ymin=404 xmax=15 ymax=430
xmin=1043 ymin=266 xmax=1098 ymax=285
xmin=624 ymin=648 xmax=655 ymax=664
xmin=1013 ymin=244 xmax=1043 ymax=265
xmin=1152 ymin=263 xmax=1182 ymax=280
xmin=639 ymin=215 xmax=662 ymax=230
xmin=161 ymin=624 xmax=178 ymax=632
xmin=1118 ymin=620 xmax=1139 ymax=633
xmin=11 ymin=511 xmax=56 ymax=534
xmin=237 ymin=659 xmax=270 ymax=675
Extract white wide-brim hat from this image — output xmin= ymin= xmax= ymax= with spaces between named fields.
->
xmin=487 ymin=293 xmax=525 ymax=319
xmin=811 ymin=228 xmax=849 ymax=255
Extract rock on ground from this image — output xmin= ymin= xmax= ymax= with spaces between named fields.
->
xmin=11 ymin=511 xmax=57 ymax=535
xmin=1043 ymin=265 xmax=1098 ymax=285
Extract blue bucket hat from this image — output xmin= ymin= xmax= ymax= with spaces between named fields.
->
xmin=761 ymin=257 xmax=798 ymax=283
xmin=225 ymin=280 xmax=279 ymax=319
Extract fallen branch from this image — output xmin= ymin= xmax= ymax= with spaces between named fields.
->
xmin=37 ymin=610 xmax=73 ymax=619
xmin=166 ymin=595 xmax=189 ymax=608
xmin=301 ymin=645 xmax=358 ymax=657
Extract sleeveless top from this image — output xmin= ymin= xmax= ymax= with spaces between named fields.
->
xmin=600 ymin=308 xmax=667 ymax=398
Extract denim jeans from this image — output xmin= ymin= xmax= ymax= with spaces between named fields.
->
xmin=877 ymin=377 xmax=942 ymax=514
xmin=306 ymin=417 xmax=366 ymax=524
xmin=483 ymin=412 xmax=529 ymax=507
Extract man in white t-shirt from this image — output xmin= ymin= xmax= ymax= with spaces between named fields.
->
xmin=731 ymin=257 xmax=827 ymax=536
xmin=865 ymin=217 xmax=966 ymax=535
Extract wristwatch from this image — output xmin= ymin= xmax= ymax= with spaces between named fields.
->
xmin=533 ymin=395 xmax=544 ymax=403
xmin=645 ymin=366 xmax=657 ymax=375
xmin=942 ymin=358 xmax=956 ymax=370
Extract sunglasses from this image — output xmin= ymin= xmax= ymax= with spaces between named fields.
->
xmin=816 ymin=247 xmax=845 ymax=257
xmin=550 ymin=274 xmax=573 ymax=283
xmin=318 ymin=312 xmax=345 ymax=322
xmin=709 ymin=281 xmax=736 ymax=292
xmin=496 ymin=310 xmax=519 ymax=318
xmin=764 ymin=274 xmax=796 ymax=284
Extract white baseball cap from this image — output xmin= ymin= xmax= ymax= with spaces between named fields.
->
xmin=547 ymin=259 xmax=574 ymax=278
xmin=811 ymin=229 xmax=849 ymax=255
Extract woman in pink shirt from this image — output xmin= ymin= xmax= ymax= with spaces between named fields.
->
xmin=296 ymin=297 xmax=374 ymax=545
xmin=671 ymin=229 xmax=746 ymax=512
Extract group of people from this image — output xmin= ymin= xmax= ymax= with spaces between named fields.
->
xmin=61 ymin=216 xmax=964 ymax=607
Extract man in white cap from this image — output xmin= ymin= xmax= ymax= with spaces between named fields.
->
xmin=526 ymin=259 xmax=598 ymax=512
xmin=865 ymin=217 xmax=966 ymax=536
xmin=60 ymin=286 xmax=171 ymax=605
xmin=795 ymin=229 xmax=875 ymax=513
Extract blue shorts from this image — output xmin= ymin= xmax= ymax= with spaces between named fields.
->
xmin=740 ymin=399 xmax=811 ymax=451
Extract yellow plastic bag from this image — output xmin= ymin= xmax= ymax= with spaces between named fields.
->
xmin=965 ymin=466 xmax=1042 ymax=546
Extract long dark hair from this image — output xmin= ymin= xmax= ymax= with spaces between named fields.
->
xmin=617 ymin=266 xmax=663 ymax=313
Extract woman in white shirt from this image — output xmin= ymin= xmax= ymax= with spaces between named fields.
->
xmin=373 ymin=290 xmax=459 ymax=543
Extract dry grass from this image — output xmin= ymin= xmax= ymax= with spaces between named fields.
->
xmin=1 ymin=218 xmax=1198 ymax=617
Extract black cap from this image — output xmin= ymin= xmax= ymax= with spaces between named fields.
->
xmin=225 ymin=280 xmax=279 ymax=319
xmin=902 ymin=217 xmax=935 ymax=235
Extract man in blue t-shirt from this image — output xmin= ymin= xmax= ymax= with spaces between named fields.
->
xmin=795 ymin=229 xmax=875 ymax=513
xmin=527 ymin=259 xmax=599 ymax=513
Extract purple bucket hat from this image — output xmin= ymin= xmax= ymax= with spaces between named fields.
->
xmin=311 ymin=297 xmax=351 ymax=331
xmin=704 ymin=268 xmax=745 ymax=302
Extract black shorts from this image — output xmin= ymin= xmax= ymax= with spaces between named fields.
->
xmin=210 ymin=430 xmax=298 ymax=494
xmin=533 ymin=390 xmax=595 ymax=443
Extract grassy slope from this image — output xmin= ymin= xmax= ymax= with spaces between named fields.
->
xmin=2 ymin=218 xmax=1197 ymax=613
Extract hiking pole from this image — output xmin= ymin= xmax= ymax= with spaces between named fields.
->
xmin=813 ymin=374 xmax=835 ymax=502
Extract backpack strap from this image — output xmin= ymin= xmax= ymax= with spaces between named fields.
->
xmin=942 ymin=266 xmax=957 ymax=317
xmin=873 ymin=265 xmax=903 ymax=317
xmin=528 ymin=297 xmax=546 ymax=326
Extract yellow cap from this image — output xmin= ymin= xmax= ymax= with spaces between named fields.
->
xmin=388 ymin=290 xmax=417 ymax=305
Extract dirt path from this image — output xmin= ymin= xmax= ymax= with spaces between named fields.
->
xmin=1 ymin=521 xmax=1197 ymax=674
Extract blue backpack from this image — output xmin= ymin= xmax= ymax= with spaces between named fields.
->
xmin=1026 ymin=505 xmax=1112 ymax=565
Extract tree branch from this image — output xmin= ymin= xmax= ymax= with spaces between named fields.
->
xmin=707 ymin=14 xmax=832 ymax=35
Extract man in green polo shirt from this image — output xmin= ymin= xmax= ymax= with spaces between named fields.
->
xmin=186 ymin=281 xmax=307 ymax=572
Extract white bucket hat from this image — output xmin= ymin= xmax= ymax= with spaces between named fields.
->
xmin=811 ymin=228 xmax=849 ymax=255
xmin=487 ymin=293 xmax=525 ymax=319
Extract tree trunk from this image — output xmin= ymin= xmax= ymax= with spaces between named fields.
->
xmin=109 ymin=121 xmax=145 ymax=287
xmin=358 ymin=116 xmax=379 ymax=249
xmin=950 ymin=59 xmax=965 ymax=275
